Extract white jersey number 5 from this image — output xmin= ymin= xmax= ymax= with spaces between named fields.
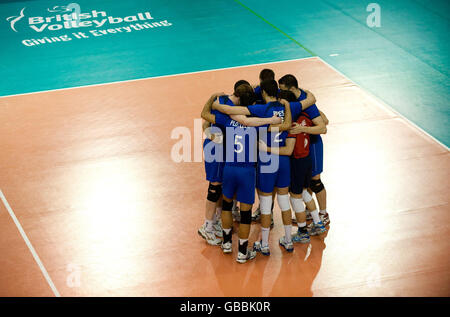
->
xmin=235 ymin=135 xmax=243 ymax=153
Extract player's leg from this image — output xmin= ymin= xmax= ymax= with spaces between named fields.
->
xmin=221 ymin=165 xmax=238 ymax=254
xmin=277 ymin=186 xmax=294 ymax=251
xmin=236 ymin=167 xmax=257 ymax=263
xmin=252 ymin=164 xmax=277 ymax=255
xmin=232 ymin=195 xmax=240 ymax=222
xmin=221 ymin=195 xmax=234 ymax=253
xmin=289 ymin=157 xmax=310 ymax=244
xmin=198 ymin=182 xmax=223 ymax=245
xmin=237 ymin=201 xmax=254 ymax=262
xmin=311 ymin=174 xmax=328 ymax=224
xmin=310 ymin=138 xmax=329 ymax=225
xmin=213 ymin=196 xmax=223 ymax=237
xmin=304 ymin=155 xmax=327 ymax=236
xmin=275 ymin=155 xmax=293 ymax=251
xmin=199 ymin=156 xmax=223 ymax=244
xmin=253 ymin=191 xmax=272 ymax=255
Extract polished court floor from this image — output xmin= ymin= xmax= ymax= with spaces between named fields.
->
xmin=0 ymin=57 xmax=448 ymax=296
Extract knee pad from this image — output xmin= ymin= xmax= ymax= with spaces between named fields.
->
xmin=310 ymin=179 xmax=325 ymax=193
xmin=302 ymin=189 xmax=313 ymax=203
xmin=207 ymin=183 xmax=222 ymax=202
xmin=290 ymin=196 xmax=305 ymax=213
xmin=277 ymin=194 xmax=290 ymax=211
xmin=222 ymin=199 xmax=233 ymax=211
xmin=240 ymin=209 xmax=252 ymax=224
xmin=259 ymin=195 xmax=272 ymax=215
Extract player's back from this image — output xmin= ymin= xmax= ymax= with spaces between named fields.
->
xmin=248 ymin=101 xmax=288 ymax=149
xmin=215 ymin=113 xmax=258 ymax=167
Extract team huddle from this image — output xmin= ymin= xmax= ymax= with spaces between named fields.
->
xmin=199 ymin=69 xmax=329 ymax=264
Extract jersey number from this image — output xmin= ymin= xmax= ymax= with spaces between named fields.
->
xmin=235 ymin=135 xmax=243 ymax=153
xmin=274 ymin=132 xmax=282 ymax=143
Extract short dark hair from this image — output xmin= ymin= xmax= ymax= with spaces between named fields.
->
xmin=234 ymin=79 xmax=250 ymax=92
xmin=260 ymin=79 xmax=278 ymax=98
xmin=234 ymin=84 xmax=256 ymax=107
xmin=259 ymin=69 xmax=275 ymax=82
xmin=278 ymin=74 xmax=298 ymax=89
xmin=277 ymin=90 xmax=297 ymax=102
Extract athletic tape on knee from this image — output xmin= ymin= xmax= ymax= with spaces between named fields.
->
xmin=290 ymin=196 xmax=305 ymax=213
xmin=277 ymin=194 xmax=290 ymax=211
xmin=207 ymin=183 xmax=222 ymax=202
xmin=310 ymin=179 xmax=325 ymax=193
xmin=240 ymin=209 xmax=252 ymax=224
xmin=302 ymin=189 xmax=313 ymax=203
xmin=259 ymin=195 xmax=272 ymax=215
xmin=222 ymin=199 xmax=233 ymax=211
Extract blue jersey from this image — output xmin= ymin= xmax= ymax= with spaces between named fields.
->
xmin=215 ymin=112 xmax=258 ymax=167
xmin=247 ymin=101 xmax=288 ymax=166
xmin=208 ymin=95 xmax=235 ymax=131
xmin=203 ymin=95 xmax=236 ymax=160
xmin=248 ymin=101 xmax=287 ymax=146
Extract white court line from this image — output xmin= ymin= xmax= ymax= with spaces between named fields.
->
xmin=316 ymin=56 xmax=449 ymax=151
xmin=0 ymin=189 xmax=61 ymax=297
xmin=0 ymin=56 xmax=317 ymax=99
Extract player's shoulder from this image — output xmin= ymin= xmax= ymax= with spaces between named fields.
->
xmin=297 ymin=89 xmax=307 ymax=101
xmin=303 ymin=104 xmax=319 ymax=118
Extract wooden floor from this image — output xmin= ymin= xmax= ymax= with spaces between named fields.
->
xmin=0 ymin=57 xmax=448 ymax=296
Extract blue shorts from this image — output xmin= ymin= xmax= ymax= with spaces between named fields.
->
xmin=222 ymin=164 xmax=256 ymax=205
xmin=289 ymin=155 xmax=312 ymax=195
xmin=204 ymin=139 xmax=224 ymax=183
xmin=205 ymin=161 xmax=224 ymax=183
xmin=310 ymin=136 xmax=323 ymax=177
xmin=257 ymin=155 xmax=290 ymax=193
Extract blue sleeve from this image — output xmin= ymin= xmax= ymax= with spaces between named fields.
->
xmin=298 ymin=89 xmax=307 ymax=101
xmin=215 ymin=112 xmax=230 ymax=126
xmin=219 ymin=95 xmax=235 ymax=106
xmin=304 ymin=104 xmax=320 ymax=119
xmin=247 ymin=104 xmax=266 ymax=117
xmin=290 ymin=102 xmax=302 ymax=121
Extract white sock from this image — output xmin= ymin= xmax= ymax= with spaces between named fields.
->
xmin=223 ymin=228 xmax=231 ymax=235
xmin=284 ymin=225 xmax=292 ymax=243
xmin=261 ymin=227 xmax=270 ymax=247
xmin=239 ymin=238 xmax=248 ymax=245
xmin=298 ymin=221 xmax=306 ymax=228
xmin=311 ymin=209 xmax=321 ymax=224
xmin=320 ymin=209 xmax=327 ymax=215
xmin=205 ymin=219 xmax=214 ymax=232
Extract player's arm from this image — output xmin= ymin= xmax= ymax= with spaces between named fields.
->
xmin=203 ymin=120 xmax=212 ymax=139
xmin=289 ymin=115 xmax=327 ymax=135
xmin=203 ymin=119 xmax=222 ymax=143
xmin=201 ymin=93 xmax=223 ymax=124
xmin=259 ymin=137 xmax=295 ymax=156
xmin=268 ymin=99 xmax=292 ymax=131
xmin=319 ymin=110 xmax=329 ymax=125
xmin=230 ymin=114 xmax=281 ymax=127
xmin=299 ymin=89 xmax=316 ymax=111
xmin=202 ymin=120 xmax=211 ymax=132
xmin=212 ymin=102 xmax=251 ymax=116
